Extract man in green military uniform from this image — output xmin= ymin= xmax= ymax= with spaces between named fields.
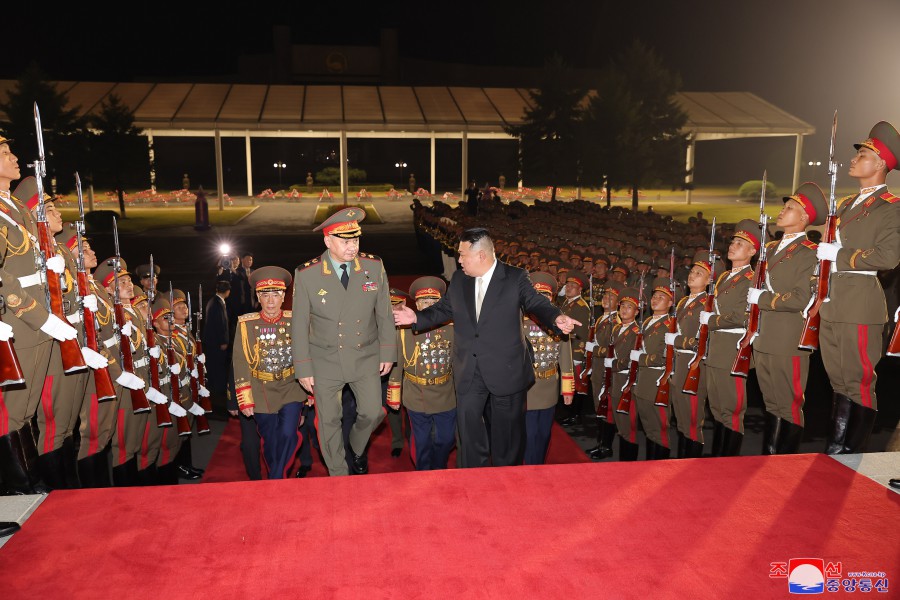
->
xmin=558 ymin=270 xmax=591 ymax=426
xmin=817 ymin=121 xmax=900 ymax=454
xmin=746 ymin=183 xmax=827 ymax=454
xmin=387 ymin=276 xmax=456 ymax=470
xmin=586 ymin=280 xmax=622 ymax=460
xmin=292 ymin=207 xmax=395 ymax=476
xmin=234 ymin=267 xmax=308 ymax=479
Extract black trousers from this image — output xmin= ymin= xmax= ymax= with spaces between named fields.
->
xmin=457 ymin=366 xmax=526 ymax=468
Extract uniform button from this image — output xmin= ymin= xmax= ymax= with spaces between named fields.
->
xmin=475 ymin=334 xmax=479 ymax=338
xmin=357 ymin=344 xmax=362 ymax=348
xmin=338 ymin=333 xmax=343 ymax=337
xmin=357 ymin=332 xmax=361 ymax=336
xmin=339 ymin=345 xmax=343 ymax=349
xmin=338 ymin=322 xmax=342 ymax=327
xmin=473 ymin=353 xmax=477 ymax=357
xmin=357 ymin=320 xmax=361 ymax=324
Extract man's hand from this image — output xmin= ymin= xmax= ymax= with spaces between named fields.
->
xmin=555 ymin=314 xmax=582 ymax=335
xmin=241 ymin=406 xmax=254 ymax=418
xmin=664 ymin=332 xmax=677 ymax=346
xmin=228 ymin=409 xmax=239 ymax=417
xmin=393 ymin=304 xmax=417 ymax=326
xmin=40 ymin=314 xmax=78 ymax=341
xmin=562 ymin=393 xmax=573 ymax=405
xmin=817 ymin=242 xmax=841 ymax=262
xmin=219 ymin=344 xmax=227 ymax=351
xmin=379 ymin=362 xmax=393 ymax=376
xmin=0 ymin=320 xmax=13 ymax=341
xmin=746 ymin=288 xmax=764 ymax=306
xmin=299 ymin=376 xmax=315 ymax=395
xmin=699 ymin=311 xmax=713 ymax=326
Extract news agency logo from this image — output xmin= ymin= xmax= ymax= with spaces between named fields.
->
xmin=770 ymin=559 xmax=890 ymax=594
xmin=788 ymin=559 xmax=825 ymax=594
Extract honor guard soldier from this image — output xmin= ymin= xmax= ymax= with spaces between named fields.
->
xmin=387 ymin=276 xmax=457 ymax=470
xmin=666 ymin=251 xmax=723 ymax=458
xmin=586 ymin=280 xmax=623 ymax=460
xmin=384 ymin=288 xmax=412 ymax=458
xmin=233 ymin=267 xmax=307 ymax=479
xmin=558 ymin=270 xmax=591 ymax=426
xmin=292 ymin=207 xmax=395 ymax=476
xmin=610 ymin=287 xmax=641 ymax=461
xmin=700 ymin=219 xmax=758 ymax=457
xmin=523 ymin=272 xmax=574 ymax=465
xmin=747 ymin=183 xmax=827 ymax=454
xmin=170 ymin=289 xmax=207 ymax=479
xmin=631 ymin=277 xmax=676 ymax=460
xmin=818 ymin=122 xmax=900 ymax=454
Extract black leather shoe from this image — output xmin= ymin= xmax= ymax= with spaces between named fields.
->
xmin=391 ymin=448 xmax=402 ymax=458
xmin=350 ymin=450 xmax=368 ymax=475
xmin=186 ymin=466 xmax=205 ymax=476
xmin=889 ymin=479 xmax=900 ymax=490
xmin=0 ymin=521 xmax=20 ymax=537
xmin=588 ymin=446 xmax=613 ymax=460
xmin=295 ymin=465 xmax=311 ymax=479
xmin=176 ymin=465 xmax=202 ymax=480
xmin=560 ymin=416 xmax=578 ymax=426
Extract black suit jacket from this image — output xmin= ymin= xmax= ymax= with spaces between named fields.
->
xmin=416 ymin=261 xmax=562 ymax=396
xmin=203 ymin=295 xmax=230 ymax=350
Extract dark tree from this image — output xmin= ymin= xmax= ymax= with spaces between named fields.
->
xmin=89 ymin=94 xmax=150 ymax=217
xmin=505 ymin=54 xmax=585 ymax=201
xmin=0 ymin=62 xmax=87 ymax=195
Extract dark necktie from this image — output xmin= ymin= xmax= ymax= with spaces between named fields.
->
xmin=340 ymin=264 xmax=349 ymax=289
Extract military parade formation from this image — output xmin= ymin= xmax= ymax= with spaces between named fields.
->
xmin=1 ymin=105 xmax=898 ymax=518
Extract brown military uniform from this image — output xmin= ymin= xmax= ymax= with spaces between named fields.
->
xmin=389 ymin=326 xmax=456 ymax=415
xmin=524 ymin=317 xmax=574 ymax=411
xmin=633 ymin=314 xmax=673 ymax=447
xmin=589 ymin=311 xmax=620 ymax=420
xmin=611 ymin=319 xmax=640 ymax=445
xmin=670 ymin=292 xmax=708 ymax=443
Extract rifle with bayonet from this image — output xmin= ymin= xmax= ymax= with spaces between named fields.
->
xmin=799 ymin=111 xmax=838 ymax=351
xmin=30 ymin=103 xmax=86 ymax=373
xmin=193 ymin=284 xmax=212 ymax=412
xmin=144 ymin=255 xmax=173 ymax=428
xmin=616 ymin=275 xmax=646 ymax=414
xmin=581 ymin=272 xmax=596 ymax=386
xmin=74 ymin=173 xmax=116 ymax=400
xmin=654 ymin=248 xmax=677 ymax=407
xmin=184 ymin=290 xmax=210 ymax=435
xmin=683 ymin=218 xmax=717 ymax=395
xmin=733 ymin=172 xmax=770 ymax=377
xmin=167 ymin=284 xmax=191 ymax=437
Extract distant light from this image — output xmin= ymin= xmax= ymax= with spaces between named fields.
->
xmin=219 ymin=243 xmax=231 ymax=255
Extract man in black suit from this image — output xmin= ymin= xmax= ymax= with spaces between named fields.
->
xmin=394 ymin=228 xmax=580 ymax=467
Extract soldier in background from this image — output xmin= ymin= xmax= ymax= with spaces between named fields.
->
xmin=558 ymin=271 xmax=591 ymax=426
xmin=586 ymin=280 xmax=622 ymax=460
xmin=610 ymin=287 xmax=641 ymax=461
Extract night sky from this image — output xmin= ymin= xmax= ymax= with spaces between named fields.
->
xmin=4 ymin=0 xmax=899 ymax=190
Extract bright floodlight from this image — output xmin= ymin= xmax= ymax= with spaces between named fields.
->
xmin=219 ymin=243 xmax=231 ymax=256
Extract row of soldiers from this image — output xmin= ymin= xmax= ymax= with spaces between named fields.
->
xmin=0 ymin=137 xmax=210 ymax=521
xmin=413 ymin=120 xmax=900 ymax=461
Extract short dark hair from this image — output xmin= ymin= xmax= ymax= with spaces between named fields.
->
xmin=459 ymin=227 xmax=491 ymax=246
xmin=241 ymin=252 xmax=254 ymax=258
xmin=215 ymin=281 xmax=231 ymax=294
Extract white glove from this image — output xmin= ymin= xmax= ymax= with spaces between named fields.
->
xmin=747 ymin=288 xmax=764 ymax=306
xmin=46 ymin=254 xmax=65 ymax=274
xmin=188 ymin=402 xmax=205 ymax=416
xmin=604 ymin=358 xmax=614 ymax=368
xmin=816 ymin=242 xmax=841 ymax=262
xmin=169 ymin=362 xmax=181 ymax=376
xmin=41 ymin=314 xmax=78 ymax=341
xmin=149 ymin=346 xmax=161 ymax=359
xmin=121 ymin=321 xmax=134 ymax=337
xmin=629 ymin=350 xmax=644 ymax=362
xmin=81 ymin=347 xmax=109 ymax=369
xmin=584 ymin=341 xmax=598 ymax=353
xmin=146 ymin=387 xmax=168 ymax=405
xmin=191 ymin=367 xmax=199 ymax=379
xmin=167 ymin=402 xmax=187 ymax=418
xmin=664 ymin=332 xmax=677 ymax=346
xmin=115 ymin=371 xmax=145 ymax=390
xmin=196 ymin=353 xmax=206 ymax=364
xmin=198 ymin=385 xmax=210 ymax=398
xmin=894 ymin=306 xmax=900 ymax=322
xmin=699 ymin=311 xmax=713 ymax=326
xmin=82 ymin=294 xmax=98 ymax=313
xmin=0 ymin=320 xmax=13 ymax=341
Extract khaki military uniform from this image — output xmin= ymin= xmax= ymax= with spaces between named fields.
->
xmin=633 ymin=315 xmax=673 ymax=447
xmin=670 ymin=292 xmax=708 ymax=442
xmin=611 ymin=320 xmax=640 ymax=444
xmin=589 ymin=311 xmax=620 ymax=420
xmin=560 ymin=295 xmax=591 ymax=393
xmin=155 ymin=330 xmax=189 ymax=469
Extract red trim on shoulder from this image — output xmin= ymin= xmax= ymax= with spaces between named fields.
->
xmin=880 ymin=192 xmax=899 ymax=204
xmin=800 ymin=240 xmax=818 ymax=250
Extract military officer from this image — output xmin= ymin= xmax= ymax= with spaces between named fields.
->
xmin=818 ymin=122 xmax=900 ymax=454
xmin=387 ymin=276 xmax=457 ymax=470
xmin=292 ymin=207 xmax=395 ymax=476
xmin=384 ymin=288 xmax=412 ymax=458
xmin=700 ymin=219 xmax=757 ymax=457
xmin=746 ymin=183 xmax=827 ymax=454
xmin=233 ymin=267 xmax=307 ymax=479
xmin=522 ymin=272 xmax=574 ymax=465
xmin=586 ymin=280 xmax=623 ymax=460
xmin=558 ymin=270 xmax=591 ymax=426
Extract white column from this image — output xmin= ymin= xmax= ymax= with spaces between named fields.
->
xmin=792 ymin=134 xmax=804 ymax=194
xmin=147 ymin=130 xmax=156 ymax=194
xmin=214 ymin=129 xmax=224 ymax=211
xmin=340 ymin=130 xmax=349 ymax=204
xmin=684 ymin=136 xmax=696 ymax=204
xmin=245 ymin=133 xmax=254 ymax=200
xmin=430 ymin=132 xmax=436 ymax=195
xmin=461 ymin=131 xmax=468 ymax=194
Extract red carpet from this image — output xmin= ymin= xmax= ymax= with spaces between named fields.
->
xmin=203 ymin=414 xmax=589 ymax=482
xmin=2 ymin=454 xmax=897 ymax=599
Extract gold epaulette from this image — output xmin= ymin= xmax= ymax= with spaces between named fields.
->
xmin=576 ymin=297 xmax=588 ymax=308
xmin=358 ymin=252 xmax=382 ymax=262
xmin=283 ymin=310 xmax=292 ymax=317
xmin=766 ymin=240 xmax=778 ymax=249
xmin=837 ymin=194 xmax=855 ymax=209
xmin=675 ymin=296 xmax=689 ymax=311
xmin=238 ymin=312 xmax=259 ymax=322
xmin=880 ymin=192 xmax=899 ymax=204
xmin=297 ymin=258 xmax=319 ymax=272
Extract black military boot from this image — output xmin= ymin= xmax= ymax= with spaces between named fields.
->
xmin=36 ymin=447 xmax=67 ymax=490
xmin=644 ymin=438 xmax=658 ymax=461
xmin=710 ymin=420 xmax=724 ymax=457
xmin=825 ymin=394 xmax=853 ymax=455
xmin=136 ymin=464 xmax=160 ymax=486
xmin=19 ymin=424 xmax=49 ymax=494
xmin=158 ymin=462 xmax=180 ymax=485
xmin=654 ymin=442 xmax=671 ymax=460
xmin=841 ymin=403 xmax=877 ymax=454
xmin=588 ymin=421 xmax=615 ymax=460
xmin=0 ymin=431 xmax=32 ymax=495
xmin=685 ymin=438 xmax=705 ymax=458
xmin=77 ymin=456 xmax=97 ymax=488
xmin=762 ymin=412 xmax=782 ymax=456
xmin=112 ymin=456 xmax=138 ymax=487
xmin=92 ymin=449 xmax=112 ymax=488
xmin=175 ymin=438 xmax=204 ymax=478
xmin=676 ymin=431 xmax=687 ymax=459
xmin=721 ymin=428 xmax=744 ymax=457
xmin=61 ymin=435 xmax=80 ymax=488
xmin=775 ymin=421 xmax=804 ymax=454
xmin=618 ymin=436 xmax=639 ymax=461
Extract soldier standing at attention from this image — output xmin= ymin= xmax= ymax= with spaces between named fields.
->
xmin=558 ymin=270 xmax=591 ymax=426
xmin=234 ymin=267 xmax=307 ymax=479
xmin=292 ymin=208 xmax=395 ymax=476
xmin=746 ymin=183 xmax=827 ymax=454
xmin=818 ymin=122 xmax=900 ymax=454
xmin=387 ymin=276 xmax=456 ymax=470
xmin=586 ymin=280 xmax=622 ymax=460
xmin=700 ymin=219 xmax=758 ymax=457
xmin=610 ymin=287 xmax=641 ymax=461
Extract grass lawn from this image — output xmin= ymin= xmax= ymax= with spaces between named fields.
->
xmin=58 ymin=207 xmax=256 ymax=233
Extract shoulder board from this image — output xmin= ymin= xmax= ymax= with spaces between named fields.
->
xmin=283 ymin=310 xmax=292 ymax=317
xmin=630 ymin=323 xmax=640 ymax=334
xmin=297 ymin=258 xmax=320 ymax=272
xmin=642 ymin=316 xmax=652 ymax=327
xmin=744 ymin=270 xmax=754 ymax=280
xmin=676 ymin=296 xmax=688 ymax=310
xmin=358 ymin=253 xmax=382 ymax=262
xmin=837 ymin=194 xmax=855 ymax=209
xmin=716 ymin=272 xmax=728 ymax=285
xmin=765 ymin=240 xmax=778 ymax=249
xmin=880 ymin=192 xmax=899 ymax=204
xmin=576 ymin=298 xmax=588 ymax=308
xmin=800 ymin=240 xmax=818 ymax=250
xmin=238 ymin=312 xmax=259 ymax=322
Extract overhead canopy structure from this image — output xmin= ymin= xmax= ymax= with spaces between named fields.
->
xmin=0 ymin=81 xmax=814 ymax=205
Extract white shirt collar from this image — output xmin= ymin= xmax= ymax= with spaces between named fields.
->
xmin=478 ymin=258 xmax=498 ymax=289
xmin=776 ymin=231 xmax=805 ymax=254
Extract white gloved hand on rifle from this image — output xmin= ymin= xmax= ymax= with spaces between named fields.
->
xmin=604 ymin=358 xmax=614 ymax=369
xmin=664 ymin=332 xmax=677 ymax=346
xmin=169 ymin=362 xmax=181 ymax=376
xmin=120 ymin=321 xmax=134 ymax=337
xmin=146 ymin=387 xmax=168 ymax=405
xmin=115 ymin=371 xmax=145 ymax=391
xmin=191 ymin=367 xmax=199 ymax=379
xmin=699 ymin=311 xmax=713 ymax=326
xmin=82 ymin=294 xmax=98 ymax=313
xmin=81 ymin=347 xmax=109 ymax=369
xmin=816 ymin=242 xmax=841 ymax=262
xmin=167 ymin=402 xmax=187 ymax=418
xmin=149 ymin=346 xmax=161 ymax=359
xmin=629 ymin=349 xmax=644 ymax=362
xmin=746 ymin=288 xmax=764 ymax=306
xmin=46 ymin=254 xmax=65 ymax=274
xmin=0 ymin=320 xmax=13 ymax=342
xmin=188 ymin=403 xmax=205 ymax=416
xmin=41 ymin=314 xmax=78 ymax=341
xmin=196 ymin=353 xmax=206 ymax=364
xmin=198 ymin=385 xmax=210 ymax=397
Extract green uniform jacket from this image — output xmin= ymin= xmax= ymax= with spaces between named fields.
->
xmin=524 ymin=315 xmax=574 ymax=410
xmin=589 ymin=311 xmax=620 ymax=397
xmin=707 ymin=266 xmax=753 ymax=370
xmin=235 ymin=310 xmax=307 ymax=414
xmin=755 ymin=236 xmax=817 ymax=356
xmin=388 ymin=324 xmax=456 ymax=414
xmin=560 ymin=296 xmax=591 ymax=363
xmin=292 ymin=251 xmax=396 ymax=381
xmin=820 ymin=188 xmax=900 ymax=325
xmin=635 ymin=315 xmax=673 ymax=400
xmin=673 ymin=292 xmax=706 ymax=352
